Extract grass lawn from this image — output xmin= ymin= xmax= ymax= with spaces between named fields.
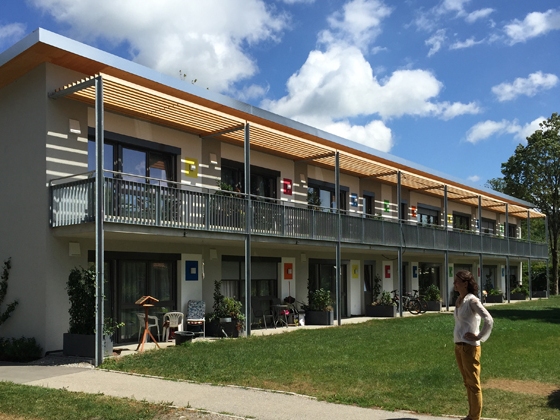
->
xmin=101 ymin=296 xmax=560 ymax=420
xmin=0 ymin=382 xmax=181 ymax=419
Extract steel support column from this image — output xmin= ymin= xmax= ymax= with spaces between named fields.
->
xmin=335 ymin=151 xmax=341 ymax=325
xmin=94 ymin=76 xmax=105 ymax=367
xmin=397 ymin=171 xmax=403 ymax=317
xmin=244 ymin=123 xmax=252 ymax=336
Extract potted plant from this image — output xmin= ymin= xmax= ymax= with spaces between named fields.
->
xmin=303 ymin=288 xmax=334 ymax=325
xmin=510 ymin=285 xmax=529 ymax=300
xmin=423 ymin=284 xmax=442 ymax=311
xmin=63 ymin=266 xmax=123 ymax=358
xmin=365 ymin=290 xmax=397 ymax=317
xmin=485 ymin=288 xmax=504 ymax=303
xmin=207 ymin=280 xmax=245 ymax=337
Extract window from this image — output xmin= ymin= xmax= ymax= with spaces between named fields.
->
xmin=417 ymin=205 xmax=439 ymax=226
xmin=87 ymin=129 xmax=178 ymax=183
xmin=481 ymin=218 xmax=495 ymax=235
xmin=221 ymin=257 xmax=280 ymax=299
xmin=221 ymin=159 xmax=278 ymax=198
xmin=507 ymin=223 xmax=517 ymax=238
xmin=363 ymin=193 xmax=375 ymax=217
xmin=453 ymin=213 xmax=470 ymax=231
xmin=307 ymin=179 xmax=348 ymax=211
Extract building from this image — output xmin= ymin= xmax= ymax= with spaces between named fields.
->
xmin=0 ymin=29 xmax=547 ymax=355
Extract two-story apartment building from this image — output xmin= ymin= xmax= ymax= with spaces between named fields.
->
xmin=0 ymin=29 xmax=547 ymax=355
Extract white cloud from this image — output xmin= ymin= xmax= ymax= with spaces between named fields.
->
xmin=465 ymin=117 xmax=545 ymax=144
xmin=467 ymin=175 xmax=480 ymax=182
xmin=449 ymin=37 xmax=483 ymax=50
xmin=28 ymin=0 xmax=288 ymax=93
xmin=319 ymin=0 xmax=392 ymax=51
xmin=282 ymin=0 xmax=315 ymax=3
xmin=504 ymin=9 xmax=560 ymax=45
xmin=436 ymin=0 xmax=470 ymax=17
xmin=0 ymin=23 xmax=26 ymax=46
xmin=465 ymin=8 xmax=494 ymax=23
xmin=426 ymin=29 xmax=446 ymax=56
xmin=491 ymin=71 xmax=558 ymax=102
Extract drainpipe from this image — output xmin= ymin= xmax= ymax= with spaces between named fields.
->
xmin=444 ymin=185 xmax=449 ymax=311
xmin=95 ymin=75 xmax=105 ymax=367
xmin=397 ymin=171 xmax=402 ymax=317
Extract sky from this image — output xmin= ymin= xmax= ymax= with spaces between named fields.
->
xmin=1 ymin=0 xmax=559 ymax=188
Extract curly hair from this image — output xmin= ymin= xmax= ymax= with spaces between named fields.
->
xmin=455 ymin=269 xmax=479 ymax=295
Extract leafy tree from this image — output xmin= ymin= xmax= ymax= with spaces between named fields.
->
xmin=0 ymin=257 xmax=18 ymax=327
xmin=490 ymin=113 xmax=560 ymax=294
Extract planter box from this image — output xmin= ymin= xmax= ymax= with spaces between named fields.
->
xmin=305 ymin=310 xmax=334 ymax=325
xmin=365 ymin=305 xmax=396 ymax=317
xmin=532 ymin=291 xmax=547 ymax=298
xmin=63 ymin=333 xmax=95 ymax=358
xmin=510 ymin=293 xmax=528 ymax=301
xmin=206 ymin=319 xmax=241 ymax=337
xmin=425 ymin=301 xmax=442 ymax=312
xmin=63 ymin=333 xmax=113 ymax=358
xmin=485 ymin=295 xmax=504 ymax=303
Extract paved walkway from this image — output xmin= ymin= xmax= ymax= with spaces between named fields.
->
xmin=0 ymin=314 xmax=472 ymax=420
xmin=0 ymin=362 xmax=459 ymax=420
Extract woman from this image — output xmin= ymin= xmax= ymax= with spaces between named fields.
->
xmin=453 ymin=269 xmax=494 ymax=420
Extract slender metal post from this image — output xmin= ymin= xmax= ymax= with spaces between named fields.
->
xmin=444 ymin=185 xmax=449 ymax=310
xmin=95 ymin=76 xmax=105 ymax=367
xmin=244 ymin=123 xmax=252 ymax=336
xmin=335 ymin=151 xmax=341 ymax=325
xmin=505 ymin=204 xmax=510 ymax=302
xmin=478 ymin=196 xmax=483 ymax=293
xmin=528 ymin=210 xmax=532 ymax=300
xmin=397 ymin=172 xmax=403 ymax=317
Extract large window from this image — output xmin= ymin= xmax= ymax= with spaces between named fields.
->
xmin=418 ymin=205 xmax=439 ymax=226
xmin=307 ymin=179 xmax=348 ymax=211
xmin=221 ymin=159 xmax=278 ymax=198
xmin=481 ymin=218 xmax=495 ymax=235
xmin=453 ymin=213 xmax=470 ymax=231
xmin=87 ymin=129 xmax=178 ymax=183
xmin=221 ymin=257 xmax=280 ymax=299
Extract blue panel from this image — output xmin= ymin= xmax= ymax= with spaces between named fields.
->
xmin=185 ymin=261 xmax=198 ymax=281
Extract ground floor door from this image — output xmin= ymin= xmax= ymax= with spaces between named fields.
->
xmin=308 ymin=259 xmax=348 ymax=318
xmin=99 ymin=252 xmax=178 ymax=344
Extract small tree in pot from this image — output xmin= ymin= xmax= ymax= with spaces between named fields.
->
xmin=423 ymin=284 xmax=442 ymax=311
xmin=208 ymin=280 xmax=245 ymax=337
xmin=64 ymin=266 xmax=123 ymax=358
xmin=303 ymin=288 xmax=334 ymax=325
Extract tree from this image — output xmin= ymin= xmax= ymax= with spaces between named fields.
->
xmin=491 ymin=113 xmax=560 ymax=294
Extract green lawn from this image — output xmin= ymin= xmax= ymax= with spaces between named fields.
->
xmin=101 ymin=296 xmax=560 ymax=420
xmin=0 ymin=382 xmax=178 ymax=419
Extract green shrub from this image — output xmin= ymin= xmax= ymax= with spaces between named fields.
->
xmin=376 ymin=290 xmax=395 ymax=306
xmin=512 ymin=285 xmax=529 ymax=296
xmin=423 ymin=284 xmax=441 ymax=301
xmin=305 ymin=288 xmax=334 ymax=311
xmin=0 ymin=337 xmax=42 ymax=362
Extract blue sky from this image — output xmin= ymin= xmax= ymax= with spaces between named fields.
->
xmin=1 ymin=0 xmax=559 ymax=188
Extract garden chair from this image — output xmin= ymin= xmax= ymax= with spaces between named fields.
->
xmin=136 ymin=312 xmax=160 ymax=342
xmin=185 ymin=300 xmax=206 ymax=337
xmin=251 ymin=296 xmax=274 ymax=329
xmin=162 ymin=311 xmax=184 ymax=342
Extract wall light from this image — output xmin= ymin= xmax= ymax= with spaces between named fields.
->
xmin=69 ymin=119 xmax=81 ymax=134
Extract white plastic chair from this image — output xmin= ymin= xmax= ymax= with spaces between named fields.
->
xmin=162 ymin=311 xmax=184 ymax=342
xmin=185 ymin=300 xmax=206 ymax=338
xmin=136 ymin=312 xmax=160 ymax=342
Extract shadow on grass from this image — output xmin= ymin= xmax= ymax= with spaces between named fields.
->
xmin=489 ymin=307 xmax=560 ymax=324
xmin=548 ymin=389 xmax=560 ymax=410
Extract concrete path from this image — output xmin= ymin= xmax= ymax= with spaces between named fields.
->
xmin=0 ymin=362 xmax=459 ymax=420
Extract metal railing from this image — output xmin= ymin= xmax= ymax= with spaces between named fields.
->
xmin=49 ymin=173 xmax=548 ymax=258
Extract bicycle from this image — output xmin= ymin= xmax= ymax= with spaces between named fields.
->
xmin=390 ymin=290 xmax=422 ymax=315
xmin=411 ymin=289 xmax=428 ymax=314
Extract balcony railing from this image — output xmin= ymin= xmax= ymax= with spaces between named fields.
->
xmin=49 ymin=173 xmax=548 ymax=259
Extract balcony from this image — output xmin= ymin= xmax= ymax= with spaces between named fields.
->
xmin=49 ymin=174 xmax=548 ymax=259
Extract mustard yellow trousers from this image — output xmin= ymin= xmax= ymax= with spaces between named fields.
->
xmin=455 ymin=343 xmax=482 ymax=420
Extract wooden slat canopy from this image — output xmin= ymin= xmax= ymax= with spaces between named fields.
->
xmin=50 ymin=73 xmax=544 ymax=219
